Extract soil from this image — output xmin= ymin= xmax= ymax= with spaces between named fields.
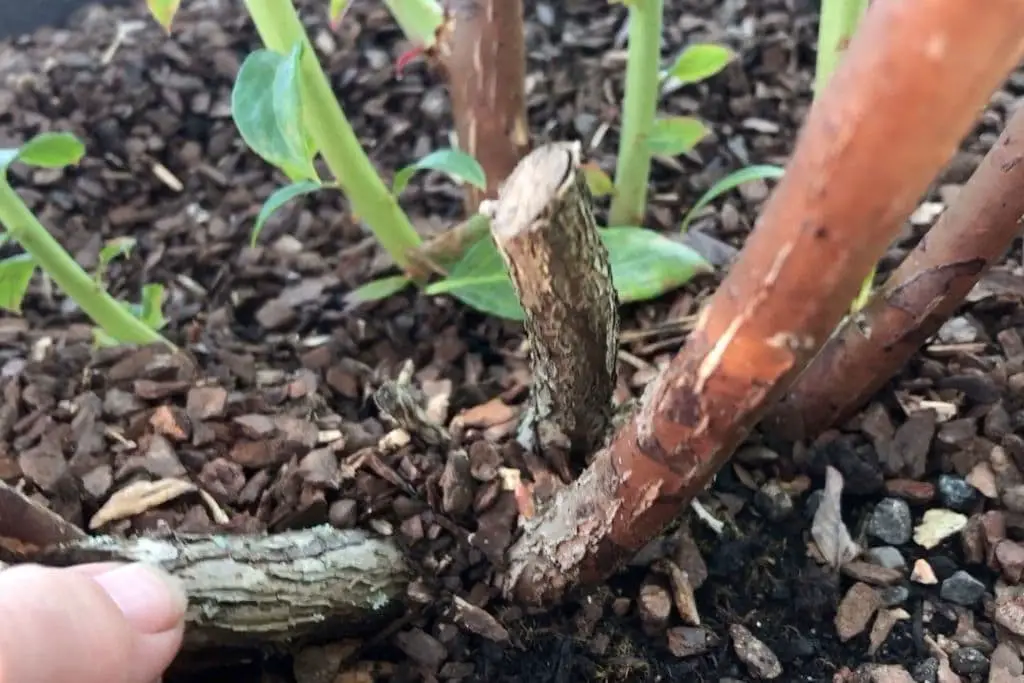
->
xmin=1 ymin=0 xmax=1023 ymax=682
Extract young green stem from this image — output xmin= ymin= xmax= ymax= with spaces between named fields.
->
xmin=606 ymin=0 xmax=663 ymax=228
xmin=243 ymin=0 xmax=422 ymax=273
xmin=0 ymin=178 xmax=172 ymax=347
xmin=383 ymin=0 xmax=443 ymax=47
xmin=816 ymin=0 xmax=870 ymax=311
xmin=608 ymin=0 xmax=664 ymax=228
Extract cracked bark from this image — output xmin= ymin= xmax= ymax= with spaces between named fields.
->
xmin=502 ymin=0 xmax=1024 ymax=606
xmin=24 ymin=525 xmax=409 ymax=652
xmin=766 ymin=103 xmax=1024 ymax=441
xmin=436 ymin=0 xmax=530 ymax=213
xmin=489 ymin=141 xmax=619 ymax=460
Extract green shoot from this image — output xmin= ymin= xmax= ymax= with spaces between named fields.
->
xmin=236 ymin=0 xmax=423 ymax=273
xmin=0 ymin=133 xmax=172 ymax=348
xmin=608 ymin=0 xmax=664 ymax=227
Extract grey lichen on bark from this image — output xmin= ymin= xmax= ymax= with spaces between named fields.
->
xmin=29 ymin=525 xmax=410 ymax=651
xmin=488 ymin=141 xmax=620 ymax=460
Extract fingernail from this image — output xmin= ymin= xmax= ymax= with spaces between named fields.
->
xmin=93 ymin=563 xmax=187 ymax=634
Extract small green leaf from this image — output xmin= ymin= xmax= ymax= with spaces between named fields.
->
xmin=251 ymin=180 xmax=324 ymax=246
xmin=581 ymin=162 xmax=615 ymax=198
xmin=15 ymin=132 xmax=86 ymax=170
xmin=96 ymin=236 xmax=137 ymax=284
xmin=0 ymin=253 xmax=37 ymax=313
xmin=272 ymin=43 xmax=318 ymax=181
xmin=393 ymin=149 xmax=487 ymax=197
xmin=680 ymin=164 xmax=785 ymax=231
xmin=231 ymin=49 xmax=318 ymax=182
xmin=344 ymin=275 xmax=411 ymax=308
xmin=647 ymin=117 xmax=710 ymax=156
xmin=665 ymin=44 xmax=736 ymax=85
xmin=146 ymin=0 xmax=181 ymax=32
xmin=138 ymin=283 xmax=167 ymax=331
xmin=425 ymin=237 xmax=523 ymax=320
xmin=602 ymin=227 xmax=713 ymax=303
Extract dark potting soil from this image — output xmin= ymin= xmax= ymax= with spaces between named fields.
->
xmin=1 ymin=0 xmax=1024 ymax=681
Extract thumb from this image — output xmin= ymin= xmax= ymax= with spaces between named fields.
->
xmin=0 ymin=562 xmax=187 ymax=683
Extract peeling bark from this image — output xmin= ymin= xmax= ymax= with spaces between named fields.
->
xmin=27 ymin=526 xmax=409 ymax=651
xmin=766 ymin=104 xmax=1024 ymax=442
xmin=490 ymin=141 xmax=619 ymax=459
xmin=502 ymin=0 xmax=1024 ymax=606
xmin=436 ymin=0 xmax=530 ymax=213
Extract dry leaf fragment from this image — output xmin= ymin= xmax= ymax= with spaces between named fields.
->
xmin=811 ymin=466 xmax=861 ymax=568
xmin=89 ymin=478 xmax=196 ymax=529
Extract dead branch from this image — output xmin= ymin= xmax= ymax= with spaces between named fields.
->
xmin=501 ymin=0 xmax=1024 ymax=606
xmin=436 ymin=0 xmax=530 ymax=213
xmin=766 ymin=104 xmax=1024 ymax=441
xmin=28 ymin=525 xmax=410 ymax=651
xmin=490 ymin=141 xmax=619 ymax=460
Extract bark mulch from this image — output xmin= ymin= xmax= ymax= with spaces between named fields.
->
xmin=1 ymin=0 xmax=1024 ymax=681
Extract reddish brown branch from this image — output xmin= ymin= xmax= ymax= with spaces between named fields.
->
xmin=501 ymin=0 xmax=1024 ymax=606
xmin=766 ymin=104 xmax=1024 ymax=442
xmin=437 ymin=0 xmax=530 ymax=213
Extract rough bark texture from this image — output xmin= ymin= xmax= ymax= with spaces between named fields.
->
xmin=437 ymin=0 xmax=530 ymax=213
xmin=28 ymin=526 xmax=409 ymax=651
xmin=766 ymin=104 xmax=1024 ymax=442
xmin=490 ymin=141 xmax=619 ymax=459
xmin=502 ymin=0 xmax=1024 ymax=606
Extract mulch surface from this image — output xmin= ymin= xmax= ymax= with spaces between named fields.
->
xmin=1 ymin=0 xmax=1024 ymax=681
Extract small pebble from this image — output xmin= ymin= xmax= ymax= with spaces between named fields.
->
xmin=911 ymin=559 xmax=937 ymax=585
xmin=936 ymin=474 xmax=981 ymax=512
xmin=754 ymin=481 xmax=793 ymax=521
xmin=867 ymin=546 xmax=906 ymax=570
xmin=949 ymin=646 xmax=989 ymax=676
xmin=880 ymin=585 xmax=910 ymax=607
xmin=912 ymin=657 xmax=939 ymax=683
xmin=940 ymin=570 xmax=986 ymax=606
xmin=867 ymin=498 xmax=913 ymax=545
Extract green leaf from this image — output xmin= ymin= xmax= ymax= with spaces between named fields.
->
xmin=146 ymin=0 xmax=181 ymax=32
xmin=344 ymin=275 xmax=411 ymax=307
xmin=581 ymin=162 xmax=615 ymax=198
xmin=231 ymin=48 xmax=318 ymax=182
xmin=425 ymin=237 xmax=523 ymax=320
xmin=0 ymin=253 xmax=37 ymax=313
xmin=272 ymin=43 xmax=318 ymax=180
xmin=427 ymin=227 xmax=714 ymax=320
xmin=11 ymin=132 xmax=86 ymax=170
xmin=601 ymin=227 xmax=713 ymax=303
xmin=138 ymin=283 xmax=167 ymax=331
xmin=95 ymin=236 xmax=137 ymax=284
xmin=665 ymin=44 xmax=737 ymax=85
xmin=251 ymin=180 xmax=324 ymax=246
xmin=393 ymin=149 xmax=487 ymax=197
xmin=647 ymin=117 xmax=710 ymax=156
xmin=680 ymin=164 xmax=785 ymax=231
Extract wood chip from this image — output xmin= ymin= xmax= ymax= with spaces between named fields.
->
xmin=89 ymin=478 xmax=196 ymax=529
